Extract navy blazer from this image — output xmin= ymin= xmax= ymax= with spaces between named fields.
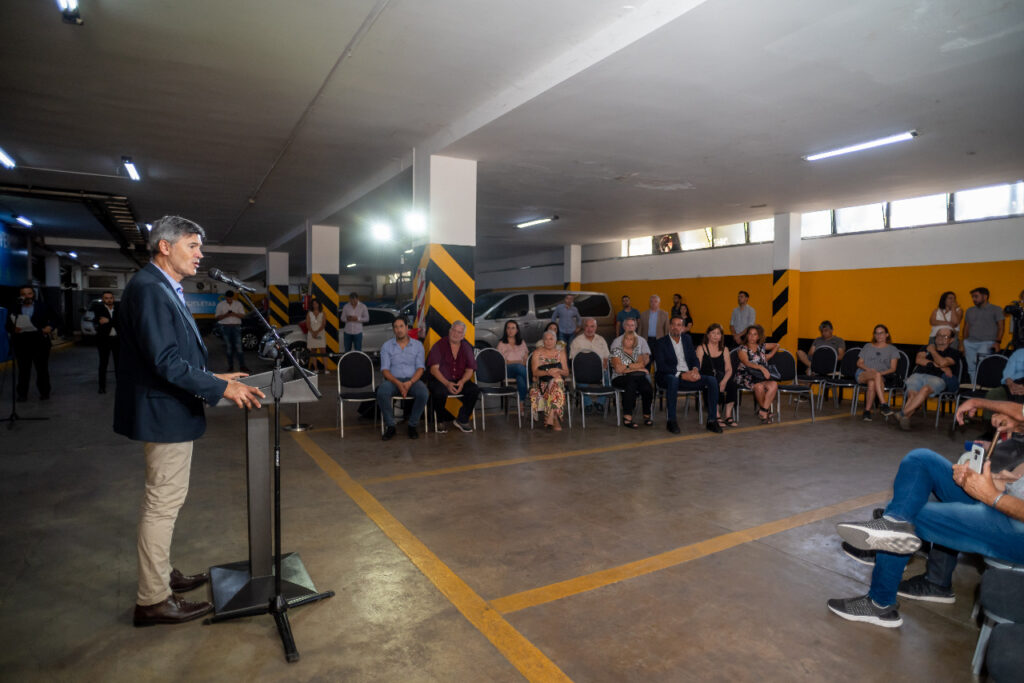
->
xmin=5 ymin=295 xmax=61 ymax=337
xmin=114 ymin=263 xmax=227 ymax=443
xmin=652 ymin=334 xmax=699 ymax=381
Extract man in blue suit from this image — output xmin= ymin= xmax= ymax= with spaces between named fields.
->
xmin=115 ymin=216 xmax=265 ymax=627
xmin=6 ymin=284 xmax=61 ymax=401
xmin=652 ymin=315 xmax=723 ymax=434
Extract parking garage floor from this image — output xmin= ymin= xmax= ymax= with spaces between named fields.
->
xmin=0 ymin=343 xmax=987 ymax=682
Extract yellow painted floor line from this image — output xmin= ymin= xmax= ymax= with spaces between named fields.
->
xmin=362 ymin=412 xmax=851 ymax=485
xmin=290 ymin=430 xmax=572 ymax=683
xmin=488 ymin=490 xmax=889 ymax=615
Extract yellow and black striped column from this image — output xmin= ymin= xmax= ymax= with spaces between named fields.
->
xmin=310 ymin=274 xmax=339 ymax=370
xmin=415 ymin=243 xmax=474 ymax=419
xmin=771 ymin=268 xmax=800 ymax=350
xmin=267 ymin=285 xmax=289 ymax=329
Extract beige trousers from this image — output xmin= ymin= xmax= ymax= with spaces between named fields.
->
xmin=137 ymin=441 xmax=193 ymax=605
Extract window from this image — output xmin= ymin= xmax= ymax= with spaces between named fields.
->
xmin=835 ymin=203 xmax=884 ymax=234
xmin=485 ymin=294 xmax=528 ymax=320
xmin=801 ymin=210 xmax=832 ymax=237
xmin=889 ymin=193 xmax=947 ymax=228
xmin=474 ymin=292 xmax=507 ymax=317
xmin=574 ymin=294 xmax=611 ymax=317
xmin=748 ymin=217 xmax=774 ymax=242
xmin=628 ymin=236 xmax=653 ymax=256
xmin=679 ymin=227 xmax=712 ymax=251
xmin=954 ymin=182 xmax=1024 ymax=221
xmin=713 ymin=223 xmax=745 ymax=247
xmin=533 ymin=293 xmax=566 ymax=319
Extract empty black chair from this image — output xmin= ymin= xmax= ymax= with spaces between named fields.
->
xmin=954 ymin=353 xmax=1009 ymax=416
xmin=797 ymin=345 xmax=838 ymax=403
xmin=821 ymin=347 xmax=861 ymax=413
xmin=774 ymin=349 xmax=814 ymax=422
xmin=336 ymin=351 xmax=376 ymax=438
xmin=572 ymin=351 xmax=619 ymax=428
xmin=474 ymin=347 xmax=521 ymax=429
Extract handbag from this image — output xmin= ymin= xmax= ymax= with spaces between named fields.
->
xmin=768 ymin=363 xmax=782 ymax=380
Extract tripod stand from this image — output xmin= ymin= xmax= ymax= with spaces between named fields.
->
xmin=1 ymin=322 xmax=49 ymax=429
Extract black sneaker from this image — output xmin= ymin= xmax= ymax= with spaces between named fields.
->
xmin=454 ymin=420 xmax=473 ymax=433
xmin=841 ymin=542 xmax=876 ymax=566
xmin=666 ymin=420 xmax=681 ymax=434
xmin=862 ymin=410 xmax=872 ymax=422
xmin=836 ymin=517 xmax=922 ymax=554
xmin=382 ymin=425 xmax=396 ymax=441
xmin=827 ymin=595 xmax=902 ymax=628
xmin=879 ymin=403 xmax=894 ymax=417
xmin=407 ymin=425 xmax=419 ymax=439
xmin=896 ymin=574 xmax=955 ymax=604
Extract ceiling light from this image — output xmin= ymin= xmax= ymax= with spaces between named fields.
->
xmin=403 ymin=212 xmax=426 ymax=235
xmin=346 ymin=263 xmax=357 ymax=268
xmin=122 ymin=156 xmax=140 ymax=181
xmin=804 ymin=131 xmax=918 ymax=161
xmin=68 ymin=251 xmax=78 ymax=258
xmin=91 ymin=263 xmax=100 ymax=269
xmin=516 ymin=214 xmax=559 ymax=229
xmin=15 ymin=215 xmax=33 ymax=227
xmin=371 ymin=222 xmax=393 ymax=242
xmin=0 ymin=147 xmax=15 ymax=169
xmin=146 ymin=223 xmax=152 ymax=231
xmin=57 ymin=0 xmax=83 ymax=25
xmin=403 ymin=248 xmax=414 ymax=254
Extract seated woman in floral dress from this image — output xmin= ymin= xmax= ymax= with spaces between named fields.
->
xmin=530 ymin=329 xmax=569 ymax=430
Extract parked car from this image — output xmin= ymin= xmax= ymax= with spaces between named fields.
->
xmin=79 ymin=299 xmax=103 ymax=338
xmin=473 ymin=290 xmax=615 ymax=348
xmin=257 ymin=306 xmax=400 ymax=365
xmin=237 ymin=301 xmax=308 ymax=352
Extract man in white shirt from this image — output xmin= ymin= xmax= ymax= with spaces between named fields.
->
xmin=341 ymin=292 xmax=370 ymax=352
xmin=570 ymin=317 xmax=611 ymax=412
xmin=730 ymin=290 xmax=756 ymax=347
xmin=214 ymin=290 xmax=248 ymax=373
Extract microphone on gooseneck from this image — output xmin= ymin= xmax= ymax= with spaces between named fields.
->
xmin=208 ymin=268 xmax=256 ymax=293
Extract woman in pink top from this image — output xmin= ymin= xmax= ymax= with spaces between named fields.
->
xmin=496 ymin=320 xmax=529 ymax=411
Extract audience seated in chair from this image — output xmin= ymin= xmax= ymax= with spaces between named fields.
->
xmin=856 ymin=324 xmax=900 ymax=422
xmin=895 ymin=327 xmax=961 ymax=431
xmin=797 ymin=320 xmax=845 ymax=373
xmin=426 ymin=320 xmax=478 ymax=433
xmin=652 ymin=316 xmax=722 ymax=435
xmin=610 ymin=330 xmax=653 ymax=429
xmin=496 ymin=320 xmax=529 ymax=416
xmin=827 ymin=397 xmax=1024 ymax=628
xmin=734 ymin=324 xmax=779 ymax=424
xmin=531 ymin=330 xmax=568 ymax=431
xmin=696 ymin=323 xmax=737 ymax=427
xmin=987 ymin=347 xmax=1024 ymax=405
xmin=570 ymin=317 xmax=610 ymax=414
xmin=376 ymin=318 xmax=429 ymax=440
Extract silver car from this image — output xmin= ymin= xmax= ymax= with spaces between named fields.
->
xmin=473 ymin=290 xmax=615 ymax=347
xmin=257 ymin=306 xmax=399 ymax=364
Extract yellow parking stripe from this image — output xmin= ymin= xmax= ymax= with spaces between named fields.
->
xmin=489 ymin=490 xmax=889 ymax=615
xmin=290 ymin=431 xmax=572 ymax=683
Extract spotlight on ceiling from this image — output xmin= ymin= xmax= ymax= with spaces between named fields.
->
xmin=803 ymin=130 xmax=918 ymax=161
xmin=56 ymin=0 xmax=83 ymax=25
xmin=15 ymin=215 xmax=33 ymax=227
xmin=0 ymin=146 xmax=15 ymax=169
xmin=516 ymin=214 xmax=559 ymax=229
xmin=371 ymin=222 xmax=393 ymax=242
xmin=91 ymin=263 xmax=100 ymax=269
xmin=68 ymin=251 xmax=78 ymax=258
xmin=122 ymin=156 xmax=141 ymax=181
xmin=404 ymin=212 xmax=426 ymax=235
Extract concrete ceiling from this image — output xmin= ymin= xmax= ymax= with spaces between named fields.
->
xmin=1 ymin=0 xmax=1022 ymax=280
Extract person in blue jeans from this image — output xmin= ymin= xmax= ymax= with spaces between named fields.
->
xmin=496 ymin=320 xmax=529 ymax=413
xmin=376 ymin=317 xmax=429 ymax=440
xmin=828 ymin=397 xmax=1024 ymax=628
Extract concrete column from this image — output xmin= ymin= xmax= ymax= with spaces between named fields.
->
xmin=564 ymin=244 xmax=581 ymax=291
xmin=770 ymin=213 xmax=802 ymax=349
xmin=266 ymin=251 xmax=290 ymax=328
xmin=45 ymin=255 xmax=60 ymax=287
xmin=307 ymin=225 xmax=340 ymax=368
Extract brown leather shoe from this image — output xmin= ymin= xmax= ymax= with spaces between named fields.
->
xmin=133 ymin=594 xmax=213 ymax=626
xmin=169 ymin=568 xmax=209 ymax=593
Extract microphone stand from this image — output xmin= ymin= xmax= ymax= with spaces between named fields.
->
xmin=1 ymin=321 xmax=49 ymax=429
xmin=229 ymin=289 xmax=329 ymax=663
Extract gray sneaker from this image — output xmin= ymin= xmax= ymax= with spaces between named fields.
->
xmin=841 ymin=542 xmax=876 ymax=566
xmin=898 ymin=413 xmax=911 ymax=431
xmin=454 ymin=420 xmax=473 ymax=433
xmin=827 ymin=595 xmax=902 ymax=628
xmin=435 ymin=422 xmax=449 ymax=434
xmin=836 ymin=516 xmax=922 ymax=554
xmin=897 ymin=574 xmax=955 ymax=604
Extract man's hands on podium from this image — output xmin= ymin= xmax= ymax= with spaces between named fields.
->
xmin=216 ymin=372 xmax=265 ymax=409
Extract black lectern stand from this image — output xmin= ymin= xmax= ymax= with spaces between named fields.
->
xmin=207 ymin=366 xmax=333 ymax=656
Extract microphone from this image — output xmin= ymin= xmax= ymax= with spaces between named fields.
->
xmin=208 ymin=268 xmax=256 ymax=293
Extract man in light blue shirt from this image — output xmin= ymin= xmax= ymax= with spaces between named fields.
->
xmin=987 ymin=347 xmax=1024 ymax=404
xmin=377 ymin=317 xmax=429 ymax=440
xmin=551 ymin=294 xmax=582 ymax=345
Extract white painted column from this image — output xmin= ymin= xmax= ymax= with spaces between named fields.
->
xmin=564 ymin=244 xmax=581 ymax=290
xmin=770 ymin=213 xmax=802 ymax=348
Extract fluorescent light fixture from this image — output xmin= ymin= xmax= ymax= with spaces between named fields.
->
xmin=346 ymin=263 xmax=357 ymax=268
xmin=804 ymin=130 xmax=918 ymax=161
xmin=403 ymin=248 xmax=414 ymax=254
xmin=57 ymin=0 xmax=79 ymax=9
xmin=68 ymin=251 xmax=78 ymax=258
xmin=15 ymin=215 xmax=33 ymax=227
xmin=404 ymin=212 xmax=426 ymax=235
xmin=0 ymin=147 xmax=15 ymax=169
xmin=91 ymin=263 xmax=100 ymax=269
xmin=122 ymin=156 xmax=140 ymax=181
xmin=516 ymin=217 xmax=552 ymax=229
xmin=371 ymin=221 xmax=393 ymax=242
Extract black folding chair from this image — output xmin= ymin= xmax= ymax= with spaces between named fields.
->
xmin=954 ymin=354 xmax=1009 ymax=417
xmin=336 ymin=350 xmax=376 ymax=438
xmin=572 ymin=351 xmax=619 ymax=428
xmin=930 ymin=360 xmax=968 ymax=428
xmin=797 ymin=345 xmax=838 ymax=404
xmin=775 ymin=349 xmax=814 ymax=422
xmin=652 ymin=357 xmax=705 ymax=425
xmin=474 ymin=347 xmax=521 ymax=429
xmin=821 ymin=347 xmax=861 ymax=413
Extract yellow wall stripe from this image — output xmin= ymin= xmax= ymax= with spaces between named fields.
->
xmin=428 ymin=243 xmax=475 ymax=303
xmin=489 ymin=490 xmax=888 ymax=615
xmin=290 ymin=431 xmax=571 ymax=683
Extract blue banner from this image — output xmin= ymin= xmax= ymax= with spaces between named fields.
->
xmin=184 ymin=292 xmax=222 ymax=319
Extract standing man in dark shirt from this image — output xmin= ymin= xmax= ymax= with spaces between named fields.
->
xmin=6 ymin=284 xmax=61 ymax=401
xmin=426 ymin=320 xmax=479 ymax=433
xmin=115 ymin=216 xmax=265 ymax=626
xmin=90 ymin=291 xmax=119 ymax=394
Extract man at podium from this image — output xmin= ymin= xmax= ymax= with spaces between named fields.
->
xmin=114 ymin=216 xmax=265 ymax=627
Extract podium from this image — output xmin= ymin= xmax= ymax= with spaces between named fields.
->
xmin=208 ymin=366 xmax=330 ymax=619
